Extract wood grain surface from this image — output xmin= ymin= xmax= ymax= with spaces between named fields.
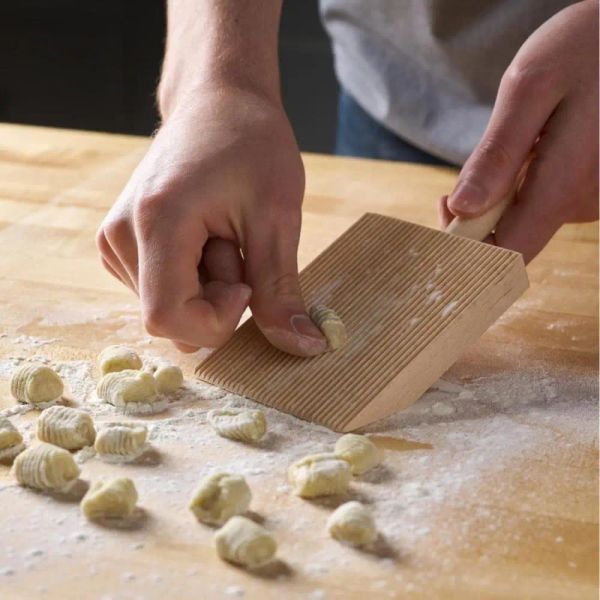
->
xmin=0 ymin=124 xmax=597 ymax=600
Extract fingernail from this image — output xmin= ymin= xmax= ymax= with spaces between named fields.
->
xmin=290 ymin=314 xmax=325 ymax=341
xmin=449 ymin=180 xmax=486 ymax=214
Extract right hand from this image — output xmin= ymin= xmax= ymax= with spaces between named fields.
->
xmin=96 ymin=87 xmax=327 ymax=356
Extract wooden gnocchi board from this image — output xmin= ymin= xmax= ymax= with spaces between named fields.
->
xmin=0 ymin=124 xmax=597 ymax=600
xmin=197 ymin=213 xmax=529 ymax=431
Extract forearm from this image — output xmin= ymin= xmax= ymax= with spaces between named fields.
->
xmin=158 ymin=0 xmax=283 ymax=118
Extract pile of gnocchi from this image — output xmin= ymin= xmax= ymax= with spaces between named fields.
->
xmin=1 ymin=338 xmax=384 ymax=571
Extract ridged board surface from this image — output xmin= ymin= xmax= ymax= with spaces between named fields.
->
xmin=196 ymin=213 xmax=528 ymax=431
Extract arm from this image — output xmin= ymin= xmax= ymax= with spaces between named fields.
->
xmin=96 ymin=0 xmax=327 ymax=356
xmin=440 ymin=0 xmax=598 ymax=263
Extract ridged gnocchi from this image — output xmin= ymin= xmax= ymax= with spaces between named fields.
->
xmin=334 ymin=434 xmax=381 ymax=475
xmin=10 ymin=364 xmax=64 ymax=407
xmin=153 ymin=365 xmax=184 ymax=394
xmin=288 ymin=453 xmax=351 ymax=498
xmin=94 ymin=422 xmax=148 ymax=462
xmin=309 ymin=305 xmax=347 ymax=350
xmin=214 ymin=516 xmax=277 ymax=568
xmin=81 ymin=477 xmax=138 ymax=520
xmin=96 ymin=369 xmax=166 ymax=414
xmin=0 ymin=416 xmax=25 ymax=461
xmin=37 ymin=406 xmax=96 ymax=450
xmin=189 ymin=472 xmax=251 ymax=525
xmin=12 ymin=442 xmax=80 ymax=492
xmin=207 ymin=408 xmax=266 ymax=443
xmin=327 ymin=501 xmax=377 ymax=546
xmin=97 ymin=345 xmax=142 ymax=375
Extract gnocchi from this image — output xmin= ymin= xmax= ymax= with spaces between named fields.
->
xmin=0 ymin=416 xmax=24 ymax=461
xmin=207 ymin=408 xmax=266 ymax=443
xmin=309 ymin=305 xmax=347 ymax=350
xmin=96 ymin=369 xmax=166 ymax=414
xmin=12 ymin=442 xmax=80 ymax=492
xmin=10 ymin=364 xmax=64 ymax=407
xmin=327 ymin=501 xmax=377 ymax=546
xmin=189 ymin=472 xmax=251 ymax=525
xmin=94 ymin=422 xmax=148 ymax=462
xmin=37 ymin=406 xmax=96 ymax=450
xmin=288 ymin=453 xmax=351 ymax=498
xmin=81 ymin=477 xmax=138 ymax=520
xmin=97 ymin=345 xmax=142 ymax=375
xmin=153 ymin=365 xmax=184 ymax=394
xmin=334 ymin=434 xmax=381 ymax=475
xmin=214 ymin=516 xmax=277 ymax=568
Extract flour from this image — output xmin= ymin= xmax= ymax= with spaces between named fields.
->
xmin=0 ymin=333 xmax=597 ymax=597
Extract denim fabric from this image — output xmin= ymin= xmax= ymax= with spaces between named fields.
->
xmin=335 ymin=89 xmax=452 ymax=166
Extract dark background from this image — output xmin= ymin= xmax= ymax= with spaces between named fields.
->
xmin=0 ymin=1 xmax=338 ymax=153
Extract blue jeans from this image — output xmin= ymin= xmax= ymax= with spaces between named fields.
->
xmin=335 ymin=89 xmax=450 ymax=166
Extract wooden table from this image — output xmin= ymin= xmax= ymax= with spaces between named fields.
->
xmin=0 ymin=124 xmax=597 ymax=599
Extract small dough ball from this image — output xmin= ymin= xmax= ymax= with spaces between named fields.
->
xmin=288 ymin=453 xmax=351 ymax=498
xmin=97 ymin=345 xmax=142 ymax=375
xmin=207 ymin=408 xmax=266 ymax=443
xmin=214 ymin=516 xmax=277 ymax=568
xmin=94 ymin=422 xmax=148 ymax=462
xmin=334 ymin=434 xmax=381 ymax=475
xmin=309 ymin=305 xmax=347 ymax=350
xmin=10 ymin=364 xmax=64 ymax=407
xmin=37 ymin=406 xmax=96 ymax=450
xmin=327 ymin=501 xmax=377 ymax=546
xmin=96 ymin=370 xmax=164 ymax=414
xmin=153 ymin=365 xmax=184 ymax=394
xmin=189 ymin=472 xmax=251 ymax=525
xmin=81 ymin=477 xmax=138 ymax=520
xmin=0 ymin=416 xmax=24 ymax=461
xmin=12 ymin=442 xmax=80 ymax=492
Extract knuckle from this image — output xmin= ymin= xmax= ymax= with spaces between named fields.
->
xmin=502 ymin=61 xmax=553 ymax=97
xmin=95 ymin=227 xmax=111 ymax=255
xmin=269 ymin=272 xmax=301 ymax=302
xmin=103 ymin=216 xmax=130 ymax=245
xmin=142 ymin=303 xmax=175 ymax=338
xmin=134 ymin=192 xmax=170 ymax=233
xmin=473 ymin=138 xmax=513 ymax=173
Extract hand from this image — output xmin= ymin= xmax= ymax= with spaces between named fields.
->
xmin=96 ymin=88 xmax=326 ymax=356
xmin=440 ymin=0 xmax=599 ymax=263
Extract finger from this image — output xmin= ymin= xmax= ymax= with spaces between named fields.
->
xmin=448 ymin=62 xmax=562 ymax=218
xmin=172 ymin=340 xmax=200 ymax=353
xmin=135 ymin=208 xmax=251 ymax=348
xmin=103 ymin=215 xmax=140 ymax=290
xmin=244 ymin=210 xmax=327 ymax=357
xmin=202 ymin=238 xmax=244 ymax=284
xmin=437 ymin=195 xmax=452 ymax=229
xmin=96 ymin=228 xmax=137 ymax=292
xmin=493 ymin=118 xmax=572 ymax=263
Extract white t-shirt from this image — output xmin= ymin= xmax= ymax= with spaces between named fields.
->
xmin=320 ymin=0 xmax=575 ymax=165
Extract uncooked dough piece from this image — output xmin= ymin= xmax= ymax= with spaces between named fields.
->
xmin=37 ymin=406 xmax=96 ymax=450
xmin=81 ymin=477 xmax=138 ymax=520
xmin=96 ymin=370 xmax=166 ymax=414
xmin=334 ymin=434 xmax=381 ymax=475
xmin=287 ymin=453 xmax=351 ymax=498
xmin=327 ymin=501 xmax=377 ymax=546
xmin=12 ymin=442 xmax=80 ymax=492
xmin=189 ymin=472 xmax=251 ymax=525
xmin=207 ymin=408 xmax=266 ymax=443
xmin=309 ymin=305 xmax=348 ymax=350
xmin=0 ymin=416 xmax=25 ymax=461
xmin=214 ymin=516 xmax=277 ymax=568
xmin=97 ymin=345 xmax=142 ymax=375
xmin=153 ymin=365 xmax=184 ymax=394
xmin=10 ymin=364 xmax=64 ymax=408
xmin=94 ymin=422 xmax=148 ymax=462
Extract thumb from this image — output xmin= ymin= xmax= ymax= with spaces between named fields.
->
xmin=448 ymin=62 xmax=558 ymax=217
xmin=244 ymin=214 xmax=327 ymax=357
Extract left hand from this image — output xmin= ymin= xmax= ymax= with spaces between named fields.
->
xmin=439 ymin=0 xmax=599 ymax=263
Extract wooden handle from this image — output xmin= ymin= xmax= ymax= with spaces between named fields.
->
xmin=445 ymin=191 xmax=513 ymax=241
